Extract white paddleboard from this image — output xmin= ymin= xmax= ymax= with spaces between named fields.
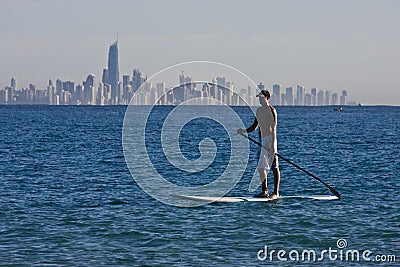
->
xmin=173 ymin=194 xmax=338 ymax=202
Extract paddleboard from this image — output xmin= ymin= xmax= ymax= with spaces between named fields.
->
xmin=173 ymin=194 xmax=338 ymax=202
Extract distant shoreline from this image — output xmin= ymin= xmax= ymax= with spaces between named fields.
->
xmin=1 ymin=104 xmax=399 ymax=107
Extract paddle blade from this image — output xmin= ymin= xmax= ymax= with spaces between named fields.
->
xmin=329 ymin=187 xmax=341 ymax=199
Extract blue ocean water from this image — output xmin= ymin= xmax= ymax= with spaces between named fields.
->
xmin=0 ymin=105 xmax=399 ymax=266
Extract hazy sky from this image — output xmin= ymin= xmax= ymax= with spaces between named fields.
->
xmin=1 ymin=0 xmax=399 ymax=105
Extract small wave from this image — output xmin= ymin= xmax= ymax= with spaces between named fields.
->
xmin=107 ymin=199 xmax=129 ymax=205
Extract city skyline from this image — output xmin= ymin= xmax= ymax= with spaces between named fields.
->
xmin=1 ymin=1 xmax=399 ymax=105
xmin=0 ymin=76 xmax=354 ymax=107
xmin=1 ymin=39 xmax=357 ymax=106
xmin=0 ymin=41 xmax=353 ymax=107
xmin=0 ymin=57 xmax=392 ymax=106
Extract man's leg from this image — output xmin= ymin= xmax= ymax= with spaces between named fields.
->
xmin=272 ymin=167 xmax=280 ymax=196
xmin=255 ymin=168 xmax=268 ymax=197
xmin=268 ymin=156 xmax=280 ymax=199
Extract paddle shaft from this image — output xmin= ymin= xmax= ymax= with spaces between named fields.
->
xmin=238 ymin=132 xmax=341 ymax=199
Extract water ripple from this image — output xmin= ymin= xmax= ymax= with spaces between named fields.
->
xmin=0 ymin=105 xmax=398 ymax=266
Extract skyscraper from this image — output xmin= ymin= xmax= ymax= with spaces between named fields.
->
xmin=317 ymin=90 xmax=324 ymax=106
xmin=272 ymin=84 xmax=281 ymax=105
xmin=0 ymin=88 xmax=9 ymax=104
xmin=102 ymin=68 xmax=109 ymax=85
xmin=286 ymin=87 xmax=294 ymax=106
xmin=83 ymin=74 xmax=96 ymax=105
xmin=216 ymin=77 xmax=226 ymax=89
xmin=340 ymin=89 xmax=347 ymax=105
xmin=108 ymin=41 xmax=119 ymax=99
xmin=122 ymin=75 xmax=131 ymax=104
xmin=131 ymin=69 xmax=144 ymax=93
xmin=311 ymin=88 xmax=317 ymax=106
xmin=10 ymin=78 xmax=16 ymax=103
xmin=304 ymin=93 xmax=312 ymax=106
xmin=331 ymin=93 xmax=338 ymax=105
xmin=296 ymin=85 xmax=305 ymax=106
xmin=11 ymin=78 xmax=16 ymax=92
xmin=62 ymin=81 xmax=74 ymax=93
xmin=47 ymin=79 xmax=54 ymax=105
xmin=257 ymin=82 xmax=265 ymax=91
xmin=325 ymin=90 xmax=331 ymax=105
xmin=56 ymin=79 xmax=62 ymax=96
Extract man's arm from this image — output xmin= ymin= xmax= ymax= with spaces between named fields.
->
xmin=237 ymin=118 xmax=258 ymax=134
xmin=271 ymin=107 xmax=277 ymax=128
xmin=271 ymin=107 xmax=278 ymax=154
xmin=246 ymin=118 xmax=259 ymax=132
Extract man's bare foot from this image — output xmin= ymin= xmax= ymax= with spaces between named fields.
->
xmin=254 ymin=191 xmax=269 ymax=198
xmin=267 ymin=193 xmax=279 ymax=199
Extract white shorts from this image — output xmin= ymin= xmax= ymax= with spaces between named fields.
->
xmin=257 ymin=136 xmax=278 ymax=169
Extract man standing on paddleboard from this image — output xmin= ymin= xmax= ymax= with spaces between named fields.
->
xmin=237 ymin=89 xmax=281 ymax=199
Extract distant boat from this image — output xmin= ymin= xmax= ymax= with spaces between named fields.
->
xmin=334 ymin=106 xmax=343 ymax=112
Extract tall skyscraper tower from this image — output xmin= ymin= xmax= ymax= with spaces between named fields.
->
xmin=325 ymin=90 xmax=331 ymax=106
xmin=272 ymin=84 xmax=281 ymax=105
xmin=83 ymin=74 xmax=96 ymax=105
xmin=286 ymin=87 xmax=294 ymax=106
xmin=132 ymin=69 xmax=144 ymax=93
xmin=10 ymin=78 xmax=16 ymax=103
xmin=340 ymin=89 xmax=347 ymax=105
xmin=317 ymin=90 xmax=324 ymax=106
xmin=296 ymin=85 xmax=305 ymax=106
xmin=311 ymin=88 xmax=317 ymax=106
xmin=108 ymin=41 xmax=119 ymax=99
xmin=10 ymin=78 xmax=16 ymax=91
xmin=331 ymin=93 xmax=338 ymax=105
xmin=257 ymin=82 xmax=265 ymax=91
xmin=102 ymin=68 xmax=109 ymax=85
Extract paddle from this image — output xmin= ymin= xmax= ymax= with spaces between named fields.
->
xmin=238 ymin=132 xmax=341 ymax=199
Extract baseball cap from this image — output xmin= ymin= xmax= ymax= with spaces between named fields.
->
xmin=256 ymin=89 xmax=270 ymax=99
